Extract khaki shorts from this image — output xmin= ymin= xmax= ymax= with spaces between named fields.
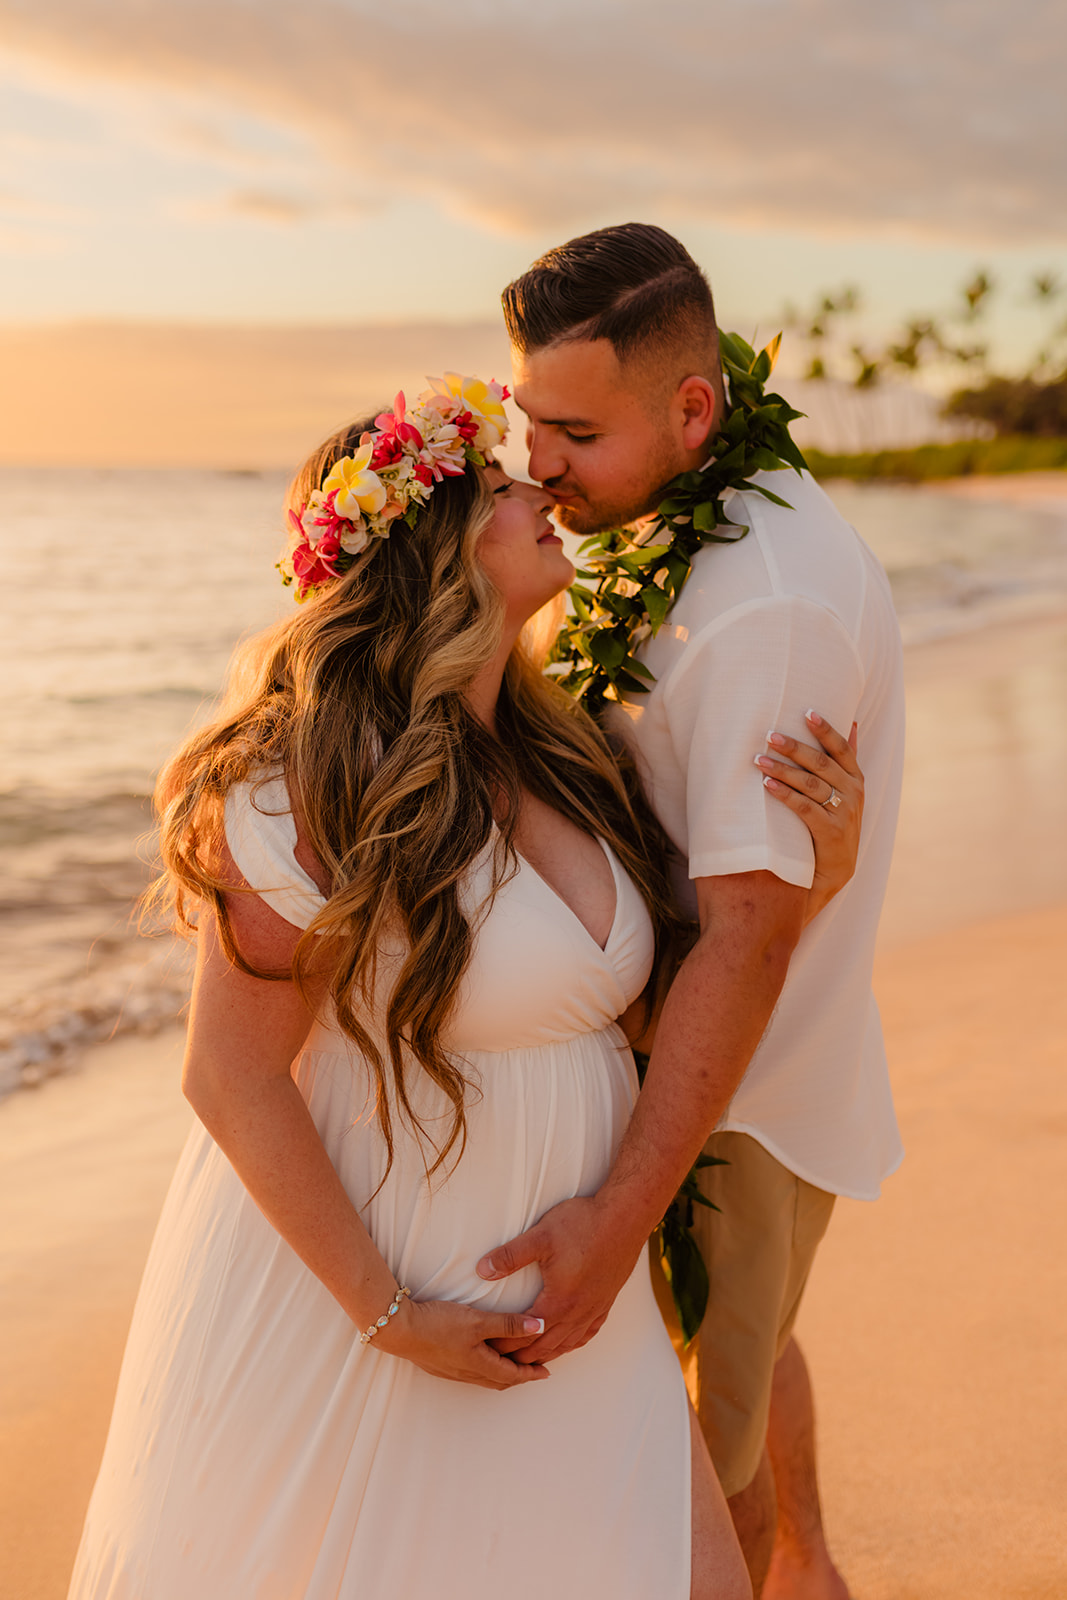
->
xmin=650 ymin=1130 xmax=835 ymax=1499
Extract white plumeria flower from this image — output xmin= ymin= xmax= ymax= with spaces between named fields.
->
xmin=415 ymin=414 xmax=467 ymax=478
xmin=386 ymin=456 xmax=415 ymax=487
xmin=300 ymin=491 xmax=330 ymax=549
xmin=339 ymin=518 xmax=371 ymax=555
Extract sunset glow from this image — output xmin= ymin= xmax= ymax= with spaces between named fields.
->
xmin=1 ymin=0 xmax=1064 ymax=464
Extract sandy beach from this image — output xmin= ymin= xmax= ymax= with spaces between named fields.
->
xmin=0 ymin=1031 xmax=191 ymax=1600
xmin=2 ymin=599 xmax=1066 ymax=1598
xmin=798 ymin=902 xmax=1067 ymax=1599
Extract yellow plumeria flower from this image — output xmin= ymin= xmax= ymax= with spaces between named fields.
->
xmin=323 ymin=443 xmax=387 ymax=517
xmin=427 ymin=372 xmax=509 ymax=451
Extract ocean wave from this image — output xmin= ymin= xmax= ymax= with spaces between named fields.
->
xmin=895 ymin=584 xmax=1067 ymax=646
xmin=0 ymin=937 xmax=194 ymax=1099
xmin=0 ymin=785 xmax=155 ymax=850
xmin=889 ymin=563 xmax=1063 ymax=613
xmin=56 ymin=685 xmax=214 ymax=708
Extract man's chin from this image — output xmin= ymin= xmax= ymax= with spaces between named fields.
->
xmin=553 ymin=499 xmax=626 ymax=537
xmin=553 ymin=488 xmax=667 ymax=538
xmin=552 ymin=501 xmax=593 ymax=535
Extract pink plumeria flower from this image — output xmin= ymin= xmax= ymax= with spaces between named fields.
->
xmin=413 ymin=410 xmax=468 ymax=479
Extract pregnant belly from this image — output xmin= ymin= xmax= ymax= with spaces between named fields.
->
xmin=301 ymin=1028 xmax=638 ymax=1313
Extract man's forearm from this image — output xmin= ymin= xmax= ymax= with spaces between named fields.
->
xmin=598 ymin=911 xmax=797 ymax=1242
xmin=474 ymin=873 xmax=807 ymax=1366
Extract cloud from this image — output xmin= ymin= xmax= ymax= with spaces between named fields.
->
xmin=0 ymin=217 xmax=73 ymax=254
xmin=0 ymin=224 xmax=72 ymax=254
xmin=225 ymin=188 xmax=315 ymax=223
xmin=164 ymin=113 xmax=301 ymax=168
xmin=0 ymin=182 xmax=82 ymax=252
xmin=174 ymin=185 xmax=379 ymax=227
xmin=185 ymin=189 xmax=316 ymax=227
xmin=0 ymin=0 xmax=1064 ymax=245
xmin=0 ymin=185 xmax=51 ymax=214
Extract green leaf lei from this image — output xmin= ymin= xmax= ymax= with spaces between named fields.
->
xmin=547 ymin=330 xmax=808 ymax=720
xmin=560 ymin=332 xmax=808 ymax=1343
xmin=658 ymin=1154 xmax=729 ymax=1345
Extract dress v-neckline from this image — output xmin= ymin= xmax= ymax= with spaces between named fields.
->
xmin=513 ymin=835 xmax=622 ymax=956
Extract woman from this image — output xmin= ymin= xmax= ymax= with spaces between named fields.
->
xmin=68 ymin=375 xmax=862 ymax=1600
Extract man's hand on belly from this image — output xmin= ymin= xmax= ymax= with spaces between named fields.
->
xmin=477 ymin=1194 xmax=643 ymax=1363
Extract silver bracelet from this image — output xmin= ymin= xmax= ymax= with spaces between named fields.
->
xmin=359 ymin=1284 xmax=411 ymax=1345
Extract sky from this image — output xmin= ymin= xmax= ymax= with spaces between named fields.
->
xmin=1 ymin=0 xmax=1065 ymax=463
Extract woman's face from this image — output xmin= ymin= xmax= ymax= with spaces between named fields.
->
xmin=479 ymin=463 xmax=575 ymax=629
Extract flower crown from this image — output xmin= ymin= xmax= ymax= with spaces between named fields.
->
xmin=279 ymin=372 xmax=510 ymax=599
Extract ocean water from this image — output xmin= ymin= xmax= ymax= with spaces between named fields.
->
xmin=0 ymin=467 xmax=291 ymax=1094
xmin=824 ymin=479 xmax=1067 ymax=645
xmin=3 ymin=465 xmax=1067 ymax=1096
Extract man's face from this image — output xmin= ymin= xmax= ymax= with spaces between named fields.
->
xmin=510 ymin=339 xmax=688 ymax=536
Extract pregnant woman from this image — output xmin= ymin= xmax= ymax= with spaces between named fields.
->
xmin=68 ymin=375 xmax=860 ymax=1600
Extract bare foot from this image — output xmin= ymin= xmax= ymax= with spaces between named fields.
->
xmin=762 ymin=1541 xmax=852 ymax=1600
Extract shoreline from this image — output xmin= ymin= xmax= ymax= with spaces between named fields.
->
xmin=6 ymin=593 xmax=1067 ymax=1104
xmin=878 ymin=603 xmax=1067 ymax=946
xmin=919 ymin=467 xmax=1067 ymax=509
xmin=5 ymin=460 xmax=1067 ymax=1104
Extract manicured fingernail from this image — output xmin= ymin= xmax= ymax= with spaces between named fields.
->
xmin=476 ymin=1257 xmax=498 ymax=1279
xmin=806 ymin=708 xmax=824 ymax=726
xmin=762 ymin=776 xmax=783 ymax=792
xmin=754 ymin=754 xmax=774 ymax=770
xmin=766 ymin=730 xmax=787 ymax=748
xmin=523 ymin=1317 xmax=545 ymax=1334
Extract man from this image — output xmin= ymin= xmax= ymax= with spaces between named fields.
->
xmin=477 ymin=224 xmax=905 ymax=1599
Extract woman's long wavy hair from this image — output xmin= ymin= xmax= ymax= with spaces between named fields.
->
xmin=153 ymin=415 xmax=683 ymax=1184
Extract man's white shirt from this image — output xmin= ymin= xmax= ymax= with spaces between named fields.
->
xmin=610 ymin=469 xmax=905 ymax=1199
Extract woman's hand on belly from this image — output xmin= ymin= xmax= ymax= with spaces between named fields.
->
xmin=376 ymin=1297 xmax=550 ymax=1390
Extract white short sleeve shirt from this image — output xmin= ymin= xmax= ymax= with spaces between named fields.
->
xmin=609 ymin=470 xmax=906 ymax=1199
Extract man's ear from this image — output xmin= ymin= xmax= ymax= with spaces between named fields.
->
xmin=675 ymin=375 xmax=720 ymax=450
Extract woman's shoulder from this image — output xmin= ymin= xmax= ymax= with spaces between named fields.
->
xmin=224 ymin=767 xmax=330 ymax=929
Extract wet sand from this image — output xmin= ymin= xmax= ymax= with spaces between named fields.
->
xmin=2 ymin=604 xmax=1066 ymax=1598
xmin=879 ymin=608 xmax=1067 ymax=945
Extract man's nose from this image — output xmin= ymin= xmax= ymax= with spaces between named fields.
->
xmin=514 ymin=478 xmax=555 ymax=516
xmin=526 ymin=426 xmax=566 ymax=488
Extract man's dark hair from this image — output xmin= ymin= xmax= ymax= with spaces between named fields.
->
xmin=502 ymin=222 xmax=719 ymax=370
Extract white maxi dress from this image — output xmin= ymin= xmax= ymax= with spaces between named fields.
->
xmin=68 ymin=775 xmax=691 ymax=1600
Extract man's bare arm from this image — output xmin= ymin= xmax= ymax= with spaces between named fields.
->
xmin=600 ymin=868 xmax=804 ymax=1238
xmin=479 ymin=869 xmax=806 ymax=1362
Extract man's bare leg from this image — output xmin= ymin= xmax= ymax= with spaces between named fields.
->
xmin=762 ymin=1337 xmax=850 ymax=1600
